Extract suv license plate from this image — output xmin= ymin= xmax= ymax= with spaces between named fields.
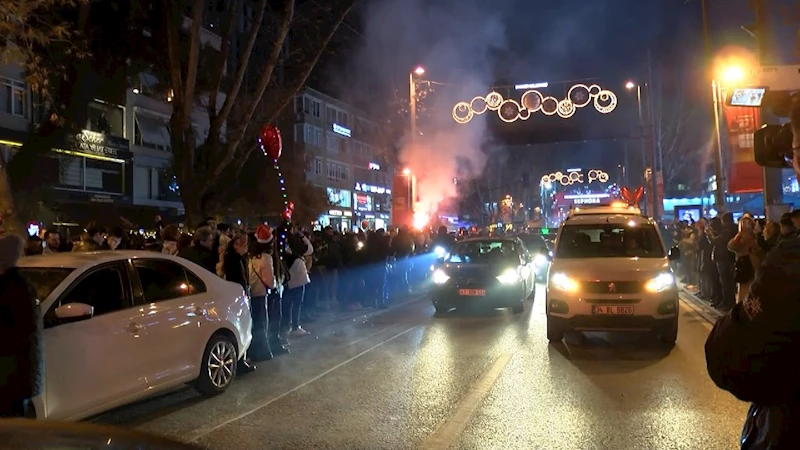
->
xmin=459 ymin=289 xmax=486 ymax=296
xmin=592 ymin=305 xmax=634 ymax=315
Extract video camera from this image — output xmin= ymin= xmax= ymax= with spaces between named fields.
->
xmin=742 ymin=65 xmax=800 ymax=168
xmin=751 ymin=91 xmax=799 ymax=168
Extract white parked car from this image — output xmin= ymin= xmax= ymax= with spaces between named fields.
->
xmin=17 ymin=251 xmax=253 ymax=420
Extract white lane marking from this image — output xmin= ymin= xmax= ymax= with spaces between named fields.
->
xmin=347 ymin=327 xmax=394 ymax=346
xmin=186 ymin=325 xmax=421 ymax=442
xmin=419 ymin=353 xmax=512 ymax=450
xmin=679 ymin=298 xmax=713 ymax=331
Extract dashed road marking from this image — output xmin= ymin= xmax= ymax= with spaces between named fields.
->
xmin=186 ymin=325 xmax=421 ymax=442
xmin=419 ymin=353 xmax=512 ymax=450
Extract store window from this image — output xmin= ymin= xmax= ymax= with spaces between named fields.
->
xmin=354 ymin=193 xmax=373 ymax=212
xmin=51 ymin=152 xmax=124 ymax=195
xmin=327 ymin=188 xmax=352 ymax=208
xmin=86 ymin=100 xmax=124 ymax=138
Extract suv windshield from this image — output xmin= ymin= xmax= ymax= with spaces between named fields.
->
xmin=555 ymin=223 xmax=665 ymax=258
xmin=447 ymin=240 xmax=519 ymax=264
xmin=17 ymin=267 xmax=74 ymax=301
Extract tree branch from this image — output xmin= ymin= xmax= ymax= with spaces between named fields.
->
xmin=208 ymin=0 xmax=239 ymax=119
xmin=181 ymin=0 xmax=204 ymax=118
xmin=217 ymin=1 xmax=354 ymax=180
xmin=164 ymin=2 xmax=185 ymax=109
xmin=211 ymin=0 xmax=269 ymax=132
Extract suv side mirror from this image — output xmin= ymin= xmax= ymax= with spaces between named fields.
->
xmin=668 ymin=246 xmax=681 ymax=261
xmin=55 ymin=303 xmax=94 ymax=323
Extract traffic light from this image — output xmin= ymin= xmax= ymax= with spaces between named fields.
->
xmin=541 ymin=227 xmax=550 ymax=235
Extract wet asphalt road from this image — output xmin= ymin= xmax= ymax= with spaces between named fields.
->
xmin=93 ymin=284 xmax=748 ymax=450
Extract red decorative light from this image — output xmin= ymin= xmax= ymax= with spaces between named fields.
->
xmin=259 ymin=124 xmax=282 ymax=160
xmin=620 ymin=186 xmax=644 ymax=205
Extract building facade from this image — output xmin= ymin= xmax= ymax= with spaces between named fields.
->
xmin=0 ymin=16 xmax=221 ymax=230
xmin=286 ymin=87 xmax=392 ymax=231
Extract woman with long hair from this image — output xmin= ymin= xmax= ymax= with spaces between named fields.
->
xmin=728 ymin=215 xmax=763 ymax=304
xmin=250 ymin=225 xmax=289 ymax=356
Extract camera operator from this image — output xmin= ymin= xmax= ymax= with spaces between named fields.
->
xmin=705 ymin=94 xmax=800 ymax=448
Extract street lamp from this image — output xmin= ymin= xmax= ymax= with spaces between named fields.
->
xmin=625 ymin=81 xmax=635 ymax=90
xmin=402 ymin=168 xmax=411 ymax=176
xmin=625 ymin=80 xmax=658 ymax=217
xmin=709 ymin=62 xmax=749 ymax=212
xmin=409 ymin=66 xmax=425 ymax=146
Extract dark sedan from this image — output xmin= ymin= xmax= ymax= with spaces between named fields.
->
xmin=430 ymin=237 xmax=535 ymax=314
xmin=520 ymin=234 xmax=551 ymax=282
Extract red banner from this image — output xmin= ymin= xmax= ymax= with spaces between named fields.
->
xmin=722 ymin=102 xmax=762 ymax=193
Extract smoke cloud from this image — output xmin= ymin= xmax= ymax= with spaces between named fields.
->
xmin=350 ymin=0 xmax=508 ymax=222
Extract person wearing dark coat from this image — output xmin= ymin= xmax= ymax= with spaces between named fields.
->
xmin=0 ymin=234 xmax=43 ymax=417
xmin=222 ymin=234 xmax=259 ymax=372
xmin=706 ymin=236 xmax=800 ymax=449
xmin=177 ymin=226 xmax=217 ymax=273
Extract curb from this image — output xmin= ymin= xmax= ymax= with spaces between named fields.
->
xmin=678 ymin=286 xmax=722 ymax=324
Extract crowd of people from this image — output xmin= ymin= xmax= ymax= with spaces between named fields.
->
xmin=671 ymin=209 xmax=800 ymax=312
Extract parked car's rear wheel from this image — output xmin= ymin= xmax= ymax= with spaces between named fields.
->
xmin=196 ymin=332 xmax=237 ymax=396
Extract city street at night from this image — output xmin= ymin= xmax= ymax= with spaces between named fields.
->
xmin=92 ymin=287 xmax=747 ymax=450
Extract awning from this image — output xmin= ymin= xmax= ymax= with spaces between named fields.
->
xmin=135 ymin=114 xmax=171 ymax=150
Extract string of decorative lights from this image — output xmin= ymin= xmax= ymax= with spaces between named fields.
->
xmin=258 ymin=125 xmax=294 ymax=258
xmin=452 ymin=83 xmax=618 ymax=124
xmin=540 ymin=169 xmax=610 ymax=186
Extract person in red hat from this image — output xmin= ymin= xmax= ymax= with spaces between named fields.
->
xmin=249 ymin=224 xmax=289 ymax=356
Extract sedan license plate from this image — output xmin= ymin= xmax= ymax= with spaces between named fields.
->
xmin=459 ymin=289 xmax=486 ymax=296
xmin=592 ymin=305 xmax=634 ymax=315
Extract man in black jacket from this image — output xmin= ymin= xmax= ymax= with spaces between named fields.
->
xmin=177 ymin=226 xmax=217 ymax=273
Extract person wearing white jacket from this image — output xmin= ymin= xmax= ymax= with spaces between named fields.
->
xmin=282 ymin=230 xmax=314 ymax=337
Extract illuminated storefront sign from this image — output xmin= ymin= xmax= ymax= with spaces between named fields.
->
xmin=332 ymin=123 xmax=351 ymax=137
xmin=328 ymin=209 xmax=343 ymax=216
xmin=514 ymin=82 xmax=548 ymax=90
xmin=368 ymin=162 xmax=381 ymax=171
xmin=354 ymin=193 xmax=374 ymax=212
xmin=355 ymin=182 xmax=391 ymax=195
xmin=564 ymin=193 xmax=611 ymax=205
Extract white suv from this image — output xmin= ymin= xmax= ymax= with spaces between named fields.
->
xmin=545 ymin=213 xmax=680 ymax=345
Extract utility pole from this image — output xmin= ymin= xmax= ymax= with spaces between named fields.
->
xmin=701 ymin=0 xmax=727 ymax=211
xmin=647 ymin=51 xmax=660 ymax=219
xmin=409 ymin=72 xmax=417 ymax=146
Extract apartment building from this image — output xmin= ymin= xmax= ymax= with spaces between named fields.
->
xmin=0 ymin=16 xmax=222 ymax=229
xmin=285 ymin=87 xmax=392 ymax=231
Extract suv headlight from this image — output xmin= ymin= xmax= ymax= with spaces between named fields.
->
xmin=550 ymin=272 xmax=579 ymax=292
xmin=534 ymin=254 xmax=548 ymax=266
xmin=432 ymin=269 xmax=450 ymax=284
xmin=496 ymin=268 xmax=520 ymax=284
xmin=645 ymin=273 xmax=675 ymax=293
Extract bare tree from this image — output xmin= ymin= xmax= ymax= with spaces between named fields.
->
xmin=163 ymin=0 xmax=353 ymax=224
xmin=651 ymin=82 xmax=706 ymax=191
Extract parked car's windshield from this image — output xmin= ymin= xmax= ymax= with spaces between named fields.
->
xmin=18 ymin=268 xmax=74 ymax=301
xmin=556 ymin=224 xmax=665 ymax=258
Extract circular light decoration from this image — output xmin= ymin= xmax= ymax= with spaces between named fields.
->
xmin=541 ymin=96 xmax=558 ymax=115
xmin=498 ymin=99 xmax=521 ymax=122
xmin=557 ymin=99 xmax=576 ymax=118
xmin=594 ymin=90 xmax=618 ymax=114
xmin=452 ymin=82 xmax=619 ymax=123
xmin=521 ymin=90 xmax=543 ymax=112
xmin=541 ymin=168 xmax=610 ymax=186
xmin=485 ymin=92 xmax=504 ymax=110
xmin=470 ymin=96 xmax=488 ymax=114
xmin=452 ymin=101 xmax=473 ymax=124
xmin=567 ymin=84 xmax=592 ymax=108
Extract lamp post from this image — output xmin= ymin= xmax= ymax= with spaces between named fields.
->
xmin=409 ymin=66 xmax=425 ymax=146
xmin=710 ymin=63 xmax=746 ymax=212
xmin=625 ymin=80 xmax=657 ymax=217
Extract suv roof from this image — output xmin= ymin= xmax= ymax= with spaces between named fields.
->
xmin=562 ymin=213 xmax=654 ymax=226
xmin=567 ymin=204 xmax=642 ymax=218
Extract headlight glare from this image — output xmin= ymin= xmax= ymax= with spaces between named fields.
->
xmin=496 ymin=268 xmax=520 ymax=284
xmin=550 ymin=272 xmax=579 ymax=292
xmin=432 ymin=269 xmax=450 ymax=284
xmin=645 ymin=273 xmax=675 ymax=292
xmin=434 ymin=246 xmax=446 ymax=258
xmin=534 ymin=254 xmax=548 ymax=266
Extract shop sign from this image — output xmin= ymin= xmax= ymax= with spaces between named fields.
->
xmin=328 ymin=209 xmax=343 ymax=216
xmin=333 ymin=123 xmax=351 ymax=138
xmin=344 ymin=211 xmax=352 ymax=217
xmin=368 ymin=162 xmax=380 ymax=171
xmin=355 ymin=182 xmax=391 ymax=195
xmin=67 ymin=129 xmax=132 ymax=159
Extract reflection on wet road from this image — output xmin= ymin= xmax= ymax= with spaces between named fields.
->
xmin=93 ymin=285 xmax=747 ymax=449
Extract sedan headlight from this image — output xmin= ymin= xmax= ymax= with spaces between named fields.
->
xmin=432 ymin=269 xmax=450 ymax=284
xmin=645 ymin=273 xmax=675 ymax=293
xmin=550 ymin=272 xmax=579 ymax=292
xmin=496 ymin=268 xmax=520 ymax=284
xmin=434 ymin=246 xmax=447 ymax=258
xmin=534 ymin=254 xmax=548 ymax=266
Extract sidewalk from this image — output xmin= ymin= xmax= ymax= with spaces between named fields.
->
xmin=677 ymin=282 xmax=722 ymax=323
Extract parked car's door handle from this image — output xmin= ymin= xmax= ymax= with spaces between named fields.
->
xmin=126 ymin=322 xmax=141 ymax=334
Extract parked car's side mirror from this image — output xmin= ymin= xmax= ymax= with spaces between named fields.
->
xmin=668 ymin=246 xmax=681 ymax=261
xmin=55 ymin=303 xmax=94 ymax=323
